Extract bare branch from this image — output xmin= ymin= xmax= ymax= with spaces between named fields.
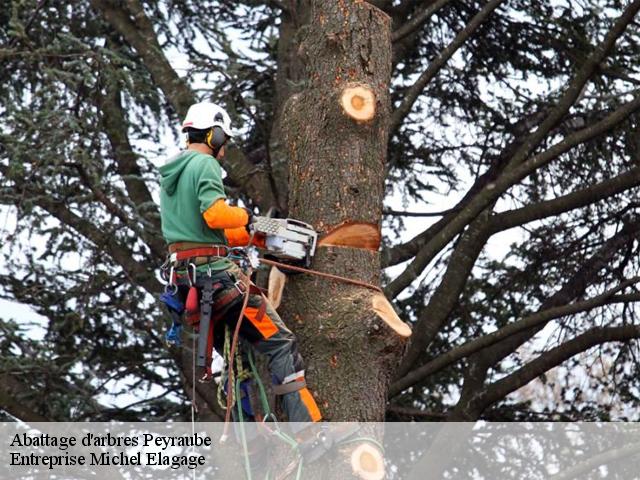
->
xmin=390 ymin=281 xmax=640 ymax=397
xmin=390 ymin=0 xmax=505 ymax=134
xmin=392 ymin=0 xmax=452 ymax=43
xmin=385 ymin=93 xmax=640 ymax=298
xmin=490 ymin=166 xmax=640 ymax=233
xmin=478 ymin=324 xmax=640 ymax=410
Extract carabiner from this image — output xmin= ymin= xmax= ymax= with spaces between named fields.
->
xmin=159 ymin=257 xmax=170 ymax=281
xmin=188 ymin=262 xmax=197 ymax=287
xmin=164 ymin=265 xmax=178 ymax=294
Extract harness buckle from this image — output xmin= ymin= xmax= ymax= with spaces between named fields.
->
xmin=234 ymin=280 xmax=247 ymax=295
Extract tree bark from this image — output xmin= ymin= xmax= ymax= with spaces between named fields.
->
xmin=276 ymin=0 xmax=404 ymax=424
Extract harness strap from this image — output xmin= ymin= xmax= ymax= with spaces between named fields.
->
xmin=273 ymin=379 xmax=307 ymax=395
xmin=168 ymin=242 xmax=229 ymax=253
xmin=170 ymin=247 xmax=230 ymax=262
xmin=210 ymin=288 xmax=243 ymax=324
xmin=197 ymin=276 xmax=215 ymax=368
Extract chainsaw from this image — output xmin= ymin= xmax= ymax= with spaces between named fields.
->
xmin=250 ymin=216 xmax=318 ymax=267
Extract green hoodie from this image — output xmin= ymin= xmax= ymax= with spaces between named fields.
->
xmin=159 ymin=150 xmax=232 ymax=269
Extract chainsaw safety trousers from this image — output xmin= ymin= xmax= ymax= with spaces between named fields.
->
xmin=219 ymin=264 xmax=323 ymax=426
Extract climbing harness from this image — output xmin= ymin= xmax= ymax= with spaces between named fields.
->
xmin=159 ymin=241 xmax=385 ymax=479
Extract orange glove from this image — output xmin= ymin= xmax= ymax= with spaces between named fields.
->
xmin=224 ymin=227 xmax=266 ymax=248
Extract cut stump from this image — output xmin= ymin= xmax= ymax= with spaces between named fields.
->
xmin=318 ymin=222 xmax=380 ymax=250
xmin=340 ymin=84 xmax=376 ymax=122
xmin=351 ymin=442 xmax=385 ymax=480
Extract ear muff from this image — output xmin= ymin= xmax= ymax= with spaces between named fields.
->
xmin=205 ymin=126 xmax=227 ymax=155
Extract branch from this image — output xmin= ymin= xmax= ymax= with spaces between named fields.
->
xmin=383 ymin=208 xmax=452 ymax=217
xmin=549 ymin=442 xmax=640 ymax=480
xmin=391 ymin=0 xmax=452 ymax=43
xmin=71 ymin=162 xmax=165 ymax=259
xmin=392 ymin=165 xmax=640 ymax=371
xmin=7 ymin=0 xmax=49 ymax=48
xmin=395 ymin=212 xmax=493 ymax=375
xmin=28 ymin=193 xmax=160 ymax=293
xmin=390 ymin=281 xmax=640 ymax=396
xmin=478 ymin=324 xmax=640 ymax=410
xmin=265 ymin=0 xmax=289 ymax=12
xmin=384 ymin=2 xmax=640 ymax=280
xmin=386 ymin=404 xmax=447 ymax=419
xmin=98 ymin=80 xmax=162 ymax=232
xmin=0 ymin=374 xmax=51 ymax=422
xmin=500 ymin=0 xmax=640 ymax=171
xmin=91 ymin=0 xmax=279 ymax=210
xmin=490 ymin=166 xmax=640 ymax=233
xmin=90 ymin=0 xmax=194 ymax=116
xmin=382 ymin=108 xmax=553 ymax=268
xmin=390 ymin=0 xmax=505 ymax=134
xmin=384 ymin=93 xmax=640 ymax=298
xmin=446 ymin=219 xmax=640 ymax=419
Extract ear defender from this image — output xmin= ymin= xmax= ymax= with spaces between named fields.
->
xmin=206 ymin=126 xmax=227 ymax=155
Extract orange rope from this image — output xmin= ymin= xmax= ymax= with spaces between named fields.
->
xmin=220 ymin=267 xmax=253 ymax=442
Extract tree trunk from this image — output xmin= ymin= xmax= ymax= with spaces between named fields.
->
xmin=276 ymin=0 xmax=404 ymax=423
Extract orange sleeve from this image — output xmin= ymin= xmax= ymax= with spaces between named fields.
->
xmin=224 ymin=227 xmax=266 ymax=248
xmin=203 ymin=199 xmax=249 ymax=229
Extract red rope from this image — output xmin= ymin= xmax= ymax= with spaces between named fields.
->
xmin=260 ymin=258 xmax=383 ymax=293
xmin=221 ymin=267 xmax=253 ymax=442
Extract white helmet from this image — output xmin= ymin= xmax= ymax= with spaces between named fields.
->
xmin=181 ymin=102 xmax=236 ymax=137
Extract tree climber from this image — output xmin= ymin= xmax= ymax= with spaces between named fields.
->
xmin=158 ymin=102 xmax=322 ymax=426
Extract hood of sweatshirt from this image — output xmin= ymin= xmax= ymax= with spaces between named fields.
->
xmin=159 ymin=151 xmax=200 ymax=196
